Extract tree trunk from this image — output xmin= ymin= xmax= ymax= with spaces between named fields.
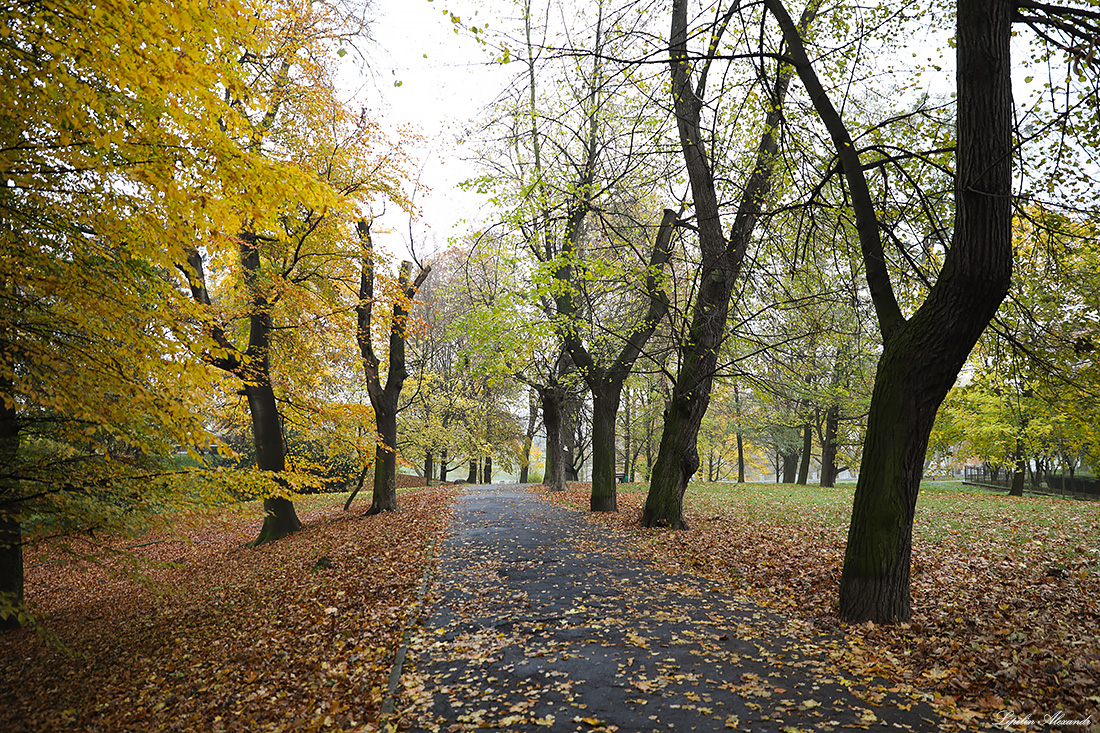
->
xmin=440 ymin=448 xmax=448 ymax=482
xmin=0 ymin=368 xmax=23 ymax=630
xmin=540 ymin=385 xmax=568 ymax=491
xmin=736 ymin=433 xmax=745 ymax=483
xmin=820 ymin=403 xmax=840 ymax=487
xmin=467 ymin=459 xmax=478 ymax=484
xmin=424 ymin=452 xmax=433 ymax=487
xmin=344 ymin=464 xmax=368 ymax=512
xmin=796 ymin=423 xmax=812 ymax=484
xmin=482 ymin=456 xmax=492 ymax=484
xmin=367 ymin=407 xmax=399 ymax=513
xmin=589 ymin=388 xmax=620 ymax=512
xmin=245 ymin=379 xmax=301 ymax=546
xmin=768 ymin=0 xmax=1013 ymax=623
xmin=1010 ymin=438 xmax=1025 ymax=496
xmin=782 ymin=451 xmax=798 ymax=484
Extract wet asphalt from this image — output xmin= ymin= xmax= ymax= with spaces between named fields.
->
xmin=404 ymin=484 xmax=963 ymax=732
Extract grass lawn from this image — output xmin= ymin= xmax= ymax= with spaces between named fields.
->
xmin=542 ymin=480 xmax=1100 ymax=724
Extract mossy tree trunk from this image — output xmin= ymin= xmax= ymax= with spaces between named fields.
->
xmin=767 ymin=0 xmax=1014 ymax=622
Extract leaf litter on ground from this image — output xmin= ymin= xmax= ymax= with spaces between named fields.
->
xmin=0 ymin=483 xmax=457 ymax=733
xmin=539 ymin=481 xmax=1100 ymax=728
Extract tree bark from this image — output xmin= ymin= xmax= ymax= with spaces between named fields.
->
xmin=820 ymin=403 xmax=840 ymax=487
xmin=763 ymin=0 xmax=1014 ymax=621
xmin=1010 ymin=439 xmax=1026 ymax=496
xmin=643 ymin=0 xmax=817 ymax=528
xmin=482 ymin=456 xmax=493 ymax=484
xmin=539 ymin=384 xmax=569 ymax=491
xmin=424 ymin=452 xmax=433 ymax=487
xmin=796 ymin=423 xmax=812 ymax=484
xmin=0 ymin=366 xmax=23 ymax=629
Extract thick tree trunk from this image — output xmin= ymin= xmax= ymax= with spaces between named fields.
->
xmin=782 ymin=451 xmax=798 ymax=484
xmin=644 ymin=0 xmax=815 ymax=528
xmin=245 ymin=381 xmax=302 ymax=546
xmin=467 ymin=459 xmax=478 ymax=484
xmin=424 ymin=452 xmax=433 ymax=487
xmin=482 ymin=456 xmax=492 ymax=484
xmin=1 ymin=369 xmax=23 ymax=630
xmin=540 ymin=386 xmax=568 ymax=491
xmin=820 ymin=403 xmax=839 ymax=487
xmin=796 ymin=423 xmax=812 ymax=484
xmin=1010 ymin=439 xmax=1026 ymax=496
xmin=366 ymin=405 xmax=399 ymax=514
xmin=835 ymin=0 xmax=1014 ymax=623
xmin=768 ymin=0 xmax=1013 ymax=623
xmin=589 ymin=389 xmax=621 ymax=512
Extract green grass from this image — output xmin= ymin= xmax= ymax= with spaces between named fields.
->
xmin=613 ymin=478 xmax=1100 ymax=567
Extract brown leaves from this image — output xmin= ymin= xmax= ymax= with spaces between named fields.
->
xmin=542 ymin=482 xmax=1100 ymax=724
xmin=0 ymin=486 xmax=457 ymax=733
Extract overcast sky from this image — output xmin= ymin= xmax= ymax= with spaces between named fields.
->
xmin=347 ymin=0 xmax=512 ymax=261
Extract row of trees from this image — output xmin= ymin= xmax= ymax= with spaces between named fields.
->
xmin=3 ymin=0 xmax=1098 ymax=631
xmin=434 ymin=0 xmax=1100 ymax=623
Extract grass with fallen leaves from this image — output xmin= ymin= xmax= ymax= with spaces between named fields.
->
xmin=0 ymin=481 xmax=456 ymax=733
xmin=541 ymin=480 xmax=1100 ymax=725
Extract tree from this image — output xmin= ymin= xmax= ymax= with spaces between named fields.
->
xmin=764 ymin=0 xmax=1100 ymax=621
xmin=642 ymin=0 xmax=820 ymax=527
xmin=354 ymin=221 xmax=430 ymax=513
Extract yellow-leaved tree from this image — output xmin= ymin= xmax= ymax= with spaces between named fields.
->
xmin=0 ymin=0 xmax=412 ymax=627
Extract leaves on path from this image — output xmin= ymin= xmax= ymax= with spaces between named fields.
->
xmin=0 ymin=486 xmax=457 ymax=733
xmin=542 ymin=482 xmax=1100 ymax=726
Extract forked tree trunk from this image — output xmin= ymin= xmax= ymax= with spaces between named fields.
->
xmin=355 ymin=221 xmax=430 ymax=515
xmin=766 ymin=0 xmax=1014 ymax=622
xmin=643 ymin=0 xmax=818 ymax=528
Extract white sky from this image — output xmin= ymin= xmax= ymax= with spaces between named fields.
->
xmin=346 ymin=0 xmax=513 ymax=261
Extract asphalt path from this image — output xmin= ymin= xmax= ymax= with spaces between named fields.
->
xmin=404 ymin=484 xmax=956 ymax=732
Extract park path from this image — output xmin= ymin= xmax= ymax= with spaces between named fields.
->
xmin=401 ymin=484 xmax=958 ymax=732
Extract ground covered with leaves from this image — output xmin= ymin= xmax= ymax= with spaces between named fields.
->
xmin=0 ymin=482 xmax=456 ymax=733
xmin=541 ymin=481 xmax=1100 ymax=728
